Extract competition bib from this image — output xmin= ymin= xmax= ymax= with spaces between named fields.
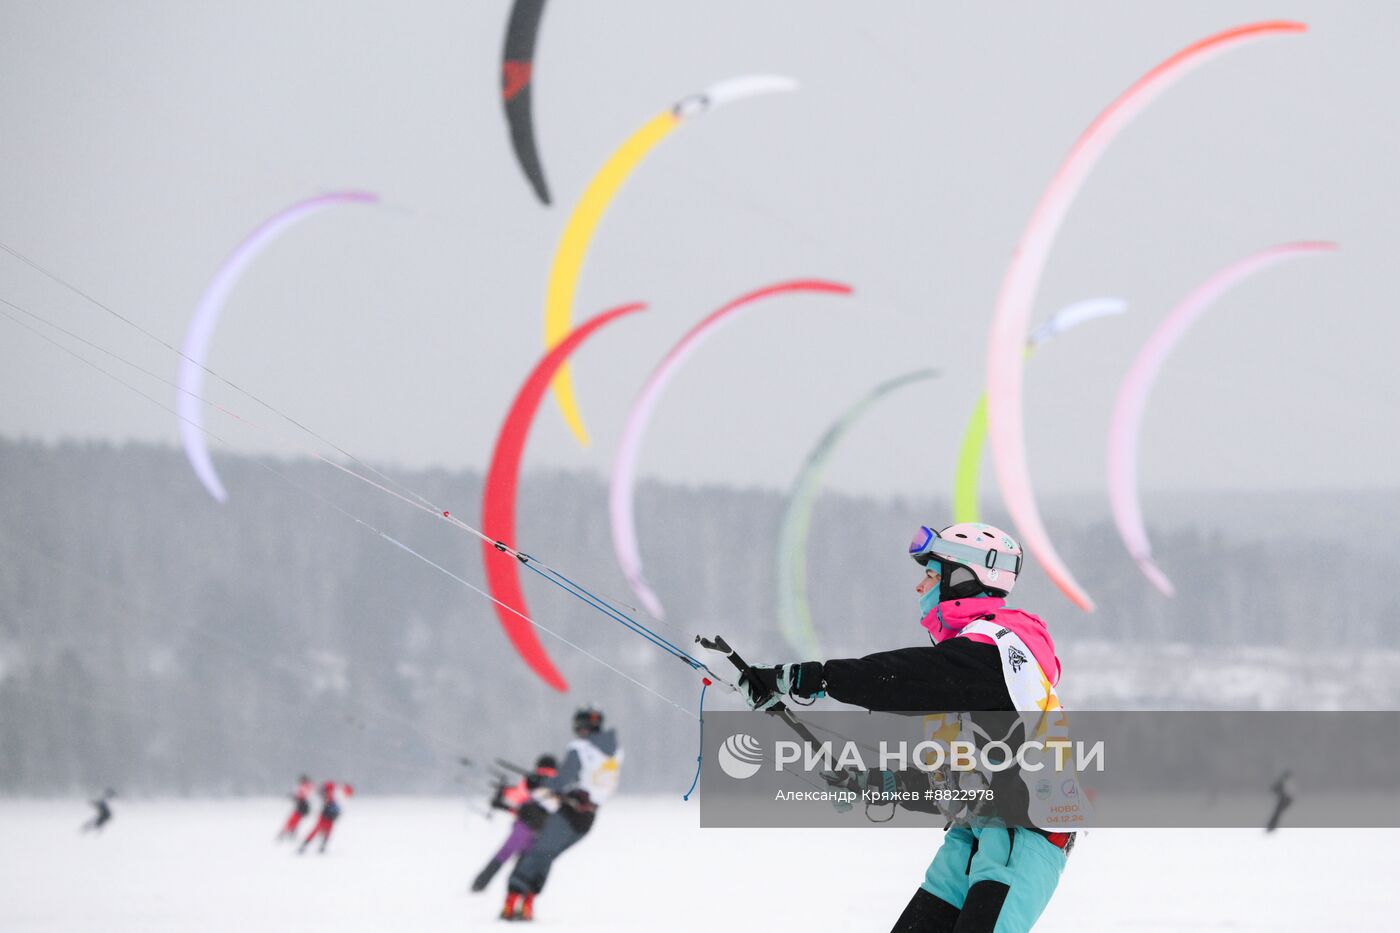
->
xmin=568 ymin=738 xmax=624 ymax=805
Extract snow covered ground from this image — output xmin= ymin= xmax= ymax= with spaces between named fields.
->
xmin=1 ymin=797 xmax=1394 ymax=931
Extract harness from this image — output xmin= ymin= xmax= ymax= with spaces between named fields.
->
xmin=926 ymin=618 xmax=1088 ymax=839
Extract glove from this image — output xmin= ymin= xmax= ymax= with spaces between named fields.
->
xmin=738 ymin=666 xmax=781 ymax=710
xmin=738 ymin=662 xmax=827 ymax=710
xmin=562 ymin=789 xmax=596 ymax=813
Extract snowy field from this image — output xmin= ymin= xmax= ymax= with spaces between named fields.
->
xmin=1 ymin=797 xmax=1395 ymax=931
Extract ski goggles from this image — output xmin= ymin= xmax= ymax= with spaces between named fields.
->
xmin=908 ymin=525 xmax=1023 ymax=575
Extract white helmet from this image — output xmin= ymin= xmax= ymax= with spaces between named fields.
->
xmin=909 ymin=522 xmax=1023 ymax=597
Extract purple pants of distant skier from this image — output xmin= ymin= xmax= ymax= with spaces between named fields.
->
xmin=471 ymin=819 xmax=543 ymax=892
xmin=495 ymin=820 xmax=537 ymax=861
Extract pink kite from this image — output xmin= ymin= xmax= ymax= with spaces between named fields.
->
xmin=482 ymin=302 xmax=646 ymax=691
xmin=609 ymin=280 xmax=853 ymax=620
xmin=985 ymin=21 xmax=1307 ymax=612
xmin=1107 ymin=242 xmax=1334 ymax=596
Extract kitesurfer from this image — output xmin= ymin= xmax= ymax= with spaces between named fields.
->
xmin=740 ymin=523 xmax=1073 ymax=933
xmin=80 ymin=788 xmax=115 ymax=833
xmin=472 ymin=755 xmax=558 ymax=892
xmin=277 ymin=774 xmax=314 ymax=841
xmin=299 ymin=780 xmax=354 ymax=855
xmin=1266 ymin=770 xmax=1294 ymax=833
xmin=501 ymin=709 xmax=622 ymax=921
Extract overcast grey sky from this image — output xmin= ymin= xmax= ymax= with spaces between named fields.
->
xmin=0 ymin=1 xmax=1394 ymax=502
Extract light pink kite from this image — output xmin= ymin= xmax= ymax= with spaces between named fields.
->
xmin=1107 ymin=242 xmax=1335 ymax=596
xmin=608 ymin=279 xmax=852 ymax=620
xmin=985 ymin=21 xmax=1306 ymax=612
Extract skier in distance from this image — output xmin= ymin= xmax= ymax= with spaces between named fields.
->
xmin=472 ymin=754 xmax=558 ymax=892
xmin=299 ymin=780 xmax=354 ymax=855
xmin=80 ymin=788 xmax=116 ymax=834
xmin=501 ymin=708 xmax=622 ymax=922
xmin=277 ymin=774 xmax=314 ymax=841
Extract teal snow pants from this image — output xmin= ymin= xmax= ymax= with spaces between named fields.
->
xmin=917 ymin=826 xmax=1066 ymax=932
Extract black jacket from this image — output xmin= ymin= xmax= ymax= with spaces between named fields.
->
xmin=815 ymin=638 xmax=1036 ymax=827
xmin=820 ymin=638 xmax=1014 ymax=712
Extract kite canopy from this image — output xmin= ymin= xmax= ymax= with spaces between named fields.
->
xmin=776 ymin=369 xmax=938 ymax=657
xmin=177 ymin=191 xmax=377 ymax=502
xmin=482 ymin=302 xmax=646 ymax=692
xmin=955 ymin=298 xmax=1126 ymax=524
xmin=1107 ymin=242 xmax=1334 ymax=596
xmin=501 ymin=0 xmax=550 ymax=204
xmin=985 ymin=21 xmax=1306 ymax=612
xmin=609 ymin=279 xmax=850 ymax=622
xmin=543 ymin=74 xmax=800 ymax=447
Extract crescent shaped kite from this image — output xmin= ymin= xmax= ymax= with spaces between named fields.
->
xmin=776 ymin=368 xmax=939 ymax=657
xmin=1107 ymin=242 xmax=1334 ymax=596
xmin=544 ymin=74 xmax=800 ymax=447
xmin=609 ymin=279 xmax=851 ymax=621
xmin=954 ymin=298 xmax=1127 ymax=523
xmin=985 ymin=21 xmax=1306 ymax=611
xmin=177 ymin=191 xmax=378 ymax=502
xmin=482 ymin=302 xmax=646 ymax=692
xmin=501 ymin=0 xmax=550 ymax=204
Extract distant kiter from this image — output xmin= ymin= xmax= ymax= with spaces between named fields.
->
xmin=501 ymin=708 xmax=623 ymax=922
xmin=1266 ymin=770 xmax=1294 ymax=833
xmin=277 ymin=774 xmax=315 ymax=841
xmin=299 ymin=780 xmax=354 ymax=855
xmin=80 ymin=788 xmax=116 ymax=834
xmin=472 ymin=754 xmax=558 ymax=893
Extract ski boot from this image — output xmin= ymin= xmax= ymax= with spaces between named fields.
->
xmin=520 ymin=894 xmax=534 ymax=922
xmin=500 ymin=892 xmax=521 ymax=921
